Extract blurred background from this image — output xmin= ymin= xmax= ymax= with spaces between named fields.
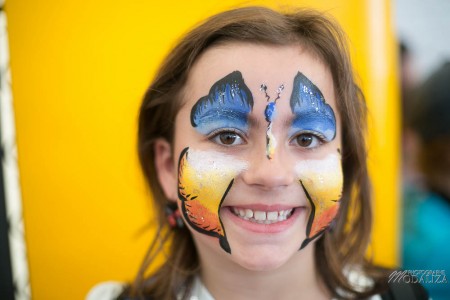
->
xmin=0 ymin=0 xmax=448 ymax=299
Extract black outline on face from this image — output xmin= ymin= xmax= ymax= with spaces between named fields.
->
xmin=178 ymin=147 xmax=234 ymax=253
xmin=300 ymin=180 xmax=324 ymax=249
xmin=299 ymin=180 xmax=341 ymax=250
xmin=182 ymin=71 xmax=254 ymax=254
xmin=290 ymin=73 xmax=340 ymax=249
xmin=190 ymin=71 xmax=254 ymax=130
xmin=181 ymin=70 xmax=341 ymax=253
xmin=290 ymin=72 xmax=337 ymax=142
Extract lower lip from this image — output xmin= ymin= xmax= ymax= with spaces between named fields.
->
xmin=222 ymin=207 xmax=305 ymax=234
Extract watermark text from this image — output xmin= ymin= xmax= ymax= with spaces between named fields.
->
xmin=389 ymin=270 xmax=448 ymax=284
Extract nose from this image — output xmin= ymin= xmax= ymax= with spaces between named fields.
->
xmin=241 ymin=147 xmax=295 ymax=189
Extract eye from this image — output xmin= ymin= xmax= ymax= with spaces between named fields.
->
xmin=210 ymin=130 xmax=245 ymax=146
xmin=291 ymin=133 xmax=323 ymax=149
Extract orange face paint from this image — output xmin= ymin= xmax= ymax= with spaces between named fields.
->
xmin=177 ymin=147 xmax=248 ymax=253
xmin=295 ymin=152 xmax=343 ymax=249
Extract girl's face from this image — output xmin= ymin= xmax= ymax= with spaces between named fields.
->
xmin=158 ymin=43 xmax=342 ymax=271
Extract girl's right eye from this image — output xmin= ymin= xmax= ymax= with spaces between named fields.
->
xmin=210 ymin=131 xmax=245 ymax=146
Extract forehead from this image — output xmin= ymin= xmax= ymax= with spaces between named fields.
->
xmin=182 ymin=42 xmax=336 ymax=111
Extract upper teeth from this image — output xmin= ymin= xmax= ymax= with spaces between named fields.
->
xmin=231 ymin=207 xmax=293 ymax=224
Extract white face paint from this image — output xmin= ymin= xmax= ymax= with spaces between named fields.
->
xmin=294 ymin=152 xmax=343 ymax=247
xmin=186 ymin=148 xmax=248 ymax=179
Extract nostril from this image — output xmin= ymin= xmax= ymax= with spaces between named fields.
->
xmin=241 ymin=158 xmax=294 ymax=189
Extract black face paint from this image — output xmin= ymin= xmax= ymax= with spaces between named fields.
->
xmin=190 ymin=71 xmax=253 ymax=135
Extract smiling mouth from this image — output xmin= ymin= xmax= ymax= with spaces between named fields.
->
xmin=229 ymin=207 xmax=295 ymax=224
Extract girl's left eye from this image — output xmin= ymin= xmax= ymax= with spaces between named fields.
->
xmin=210 ymin=131 xmax=245 ymax=146
xmin=290 ymin=133 xmax=322 ymax=148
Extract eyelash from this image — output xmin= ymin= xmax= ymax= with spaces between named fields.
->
xmin=206 ymin=129 xmax=327 ymax=149
xmin=207 ymin=128 xmax=247 ymax=146
xmin=289 ymin=131 xmax=327 ymax=149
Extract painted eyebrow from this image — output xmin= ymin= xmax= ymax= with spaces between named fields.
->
xmin=190 ymin=71 xmax=254 ymax=128
xmin=289 ymin=72 xmax=336 ymax=140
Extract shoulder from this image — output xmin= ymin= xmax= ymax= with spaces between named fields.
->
xmin=342 ymin=267 xmax=429 ymax=300
xmin=85 ymin=281 xmax=125 ymax=300
xmin=379 ymin=280 xmax=429 ymax=300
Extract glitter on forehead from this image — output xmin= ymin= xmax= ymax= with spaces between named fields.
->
xmin=290 ymin=72 xmax=336 ymax=121
xmin=289 ymin=72 xmax=337 ymax=141
xmin=190 ymin=71 xmax=253 ymax=136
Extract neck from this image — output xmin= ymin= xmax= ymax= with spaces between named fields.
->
xmin=197 ymin=243 xmax=330 ymax=300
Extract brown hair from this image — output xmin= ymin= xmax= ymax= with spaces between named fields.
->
xmin=126 ymin=6 xmax=387 ymax=299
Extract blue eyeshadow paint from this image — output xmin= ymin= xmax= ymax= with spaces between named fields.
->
xmin=289 ymin=72 xmax=336 ymax=141
xmin=190 ymin=71 xmax=253 ymax=134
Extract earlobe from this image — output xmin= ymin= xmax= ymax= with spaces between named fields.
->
xmin=154 ymin=138 xmax=178 ymax=202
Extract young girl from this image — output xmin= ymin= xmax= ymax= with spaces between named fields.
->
xmin=88 ymin=6 xmax=428 ymax=300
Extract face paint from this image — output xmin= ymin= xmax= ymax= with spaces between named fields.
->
xmin=178 ymin=147 xmax=248 ymax=253
xmin=183 ymin=71 xmax=253 ymax=253
xmin=290 ymin=72 xmax=336 ymax=141
xmin=190 ymin=71 xmax=253 ymax=135
xmin=295 ymin=152 xmax=343 ymax=249
xmin=261 ymin=84 xmax=284 ymax=159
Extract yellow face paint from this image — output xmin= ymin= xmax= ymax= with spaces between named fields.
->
xmin=295 ymin=152 xmax=343 ymax=249
xmin=178 ymin=147 xmax=248 ymax=253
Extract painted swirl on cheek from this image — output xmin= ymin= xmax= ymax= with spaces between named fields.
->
xmin=295 ymin=153 xmax=343 ymax=249
xmin=178 ymin=147 xmax=248 ymax=254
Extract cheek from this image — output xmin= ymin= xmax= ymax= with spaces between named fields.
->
xmin=177 ymin=147 xmax=247 ymax=251
xmin=295 ymin=153 xmax=343 ymax=239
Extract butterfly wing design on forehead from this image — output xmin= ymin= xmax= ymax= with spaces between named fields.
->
xmin=290 ymin=72 xmax=336 ymax=141
xmin=190 ymin=71 xmax=254 ymax=135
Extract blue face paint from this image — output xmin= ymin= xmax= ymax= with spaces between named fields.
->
xmin=289 ymin=72 xmax=336 ymax=141
xmin=261 ymin=83 xmax=284 ymax=159
xmin=265 ymin=102 xmax=276 ymax=122
xmin=190 ymin=71 xmax=253 ymax=135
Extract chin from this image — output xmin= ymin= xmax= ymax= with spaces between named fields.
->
xmin=234 ymin=255 xmax=288 ymax=272
xmin=229 ymin=243 xmax=302 ymax=272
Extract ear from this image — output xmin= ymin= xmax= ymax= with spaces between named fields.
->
xmin=154 ymin=138 xmax=178 ymax=203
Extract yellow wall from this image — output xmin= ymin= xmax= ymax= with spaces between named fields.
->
xmin=5 ymin=0 xmax=399 ymax=299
